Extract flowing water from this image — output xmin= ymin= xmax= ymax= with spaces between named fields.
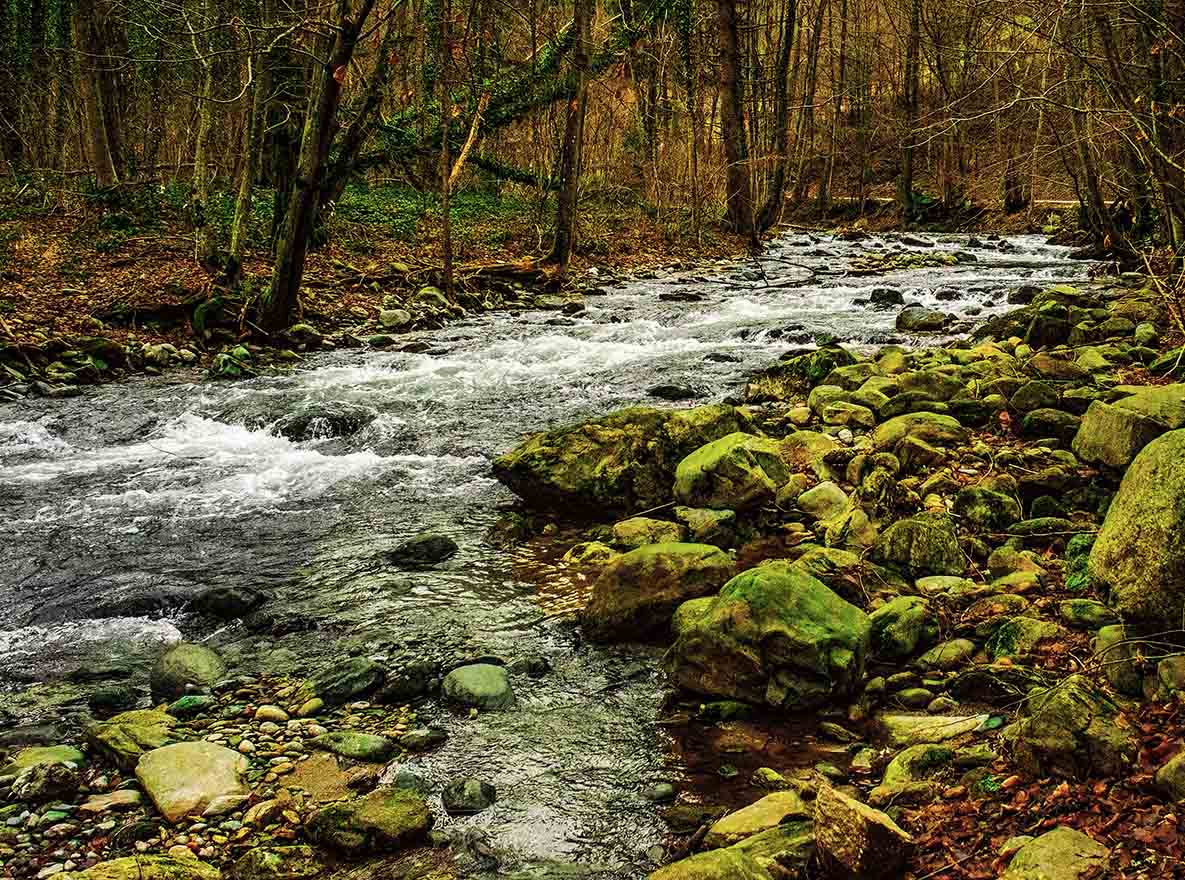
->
xmin=0 ymin=232 xmax=1086 ymax=876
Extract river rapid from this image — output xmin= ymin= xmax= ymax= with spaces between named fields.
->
xmin=0 ymin=231 xmax=1087 ymax=877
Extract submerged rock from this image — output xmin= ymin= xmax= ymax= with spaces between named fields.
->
xmin=270 ymin=401 xmax=377 ymax=441
xmin=442 ymin=777 xmax=497 ymax=815
xmin=583 ymin=543 xmax=734 ymax=642
xmin=442 ymin=663 xmax=515 ymax=710
xmin=666 ymin=561 xmax=869 ymax=710
xmin=385 ymin=532 xmax=459 ymax=568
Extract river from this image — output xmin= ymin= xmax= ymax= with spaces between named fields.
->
xmin=0 ymin=231 xmax=1086 ymax=877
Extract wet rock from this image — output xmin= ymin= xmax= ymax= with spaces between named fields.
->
xmin=1090 ymin=429 xmax=1185 ymax=628
xmin=398 ymin=727 xmax=447 ymax=751
xmin=878 ymin=713 xmax=985 ymax=747
xmin=442 ymin=663 xmax=515 ymax=710
xmin=869 ymin=289 xmax=905 ymax=309
xmin=56 ymin=856 xmax=219 ymax=880
xmin=136 ymin=741 xmax=249 ymax=823
xmin=896 ymin=306 xmax=948 ymax=332
xmin=379 ymin=308 xmax=413 ymax=329
xmin=225 ymin=845 xmax=323 ymax=880
xmin=306 ymin=787 xmax=433 ymax=854
xmin=648 ymin=383 xmax=707 ymax=401
xmin=378 ymin=659 xmax=441 ymax=702
xmin=11 ymin=761 xmax=80 ymax=803
xmin=304 ymin=657 xmax=386 ymax=706
xmin=703 ymin=791 xmax=811 ymax=849
xmin=666 ymin=561 xmax=869 ymax=710
xmin=386 ymin=532 xmax=458 ymax=568
xmin=869 ymin=596 xmax=935 ymax=661
xmin=189 ymin=585 xmax=267 ymax=620
xmin=673 ymin=432 xmax=789 ymax=511
xmin=309 ymin=732 xmax=396 ymax=763
xmin=584 ymin=543 xmax=734 ymax=642
xmin=1000 ymin=826 xmax=1108 ymax=880
xmin=442 ymin=777 xmax=497 ymax=815
xmin=744 ymin=345 xmax=857 ymax=402
xmin=0 ymin=745 xmax=84 ymax=776
xmin=562 ymin=541 xmax=619 ymax=566
xmin=610 ymin=516 xmax=685 ymax=549
xmin=86 ymin=710 xmax=175 ymax=771
xmin=673 ymin=507 xmax=737 ymax=548
xmin=149 ymin=642 xmax=226 ymax=701
xmin=871 ymin=513 xmax=965 ymax=578
xmin=1006 ymin=674 xmax=1137 ymax=778
xmin=270 ymin=401 xmax=377 ymax=441
xmin=814 ymin=784 xmax=913 ymax=880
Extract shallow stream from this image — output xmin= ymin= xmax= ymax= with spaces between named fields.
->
xmin=0 ymin=231 xmax=1087 ymax=876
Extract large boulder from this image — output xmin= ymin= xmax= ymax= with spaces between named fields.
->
xmin=306 ymin=787 xmax=433 ymax=854
xmin=666 ymin=562 xmax=870 ymax=711
xmin=1072 ymin=386 xmax=1185 ymax=468
xmin=149 ymin=643 xmax=226 ymax=701
xmin=493 ymin=405 xmax=751 ymax=513
xmin=871 ymin=513 xmax=965 ymax=577
xmin=1090 ymin=429 xmax=1185 ymax=628
xmin=1000 ymin=826 xmax=1109 ymax=880
xmin=814 ymin=785 xmax=913 ymax=880
xmin=583 ymin=543 xmax=735 ymax=642
xmin=136 ymin=741 xmax=249 ymax=823
xmin=271 ymin=401 xmax=377 ymax=442
xmin=674 ymin=433 xmax=789 ymax=510
xmin=1006 ymin=674 xmax=1137 ymax=779
xmin=302 ymin=657 xmax=386 ymax=706
xmin=57 ymin=856 xmax=219 ymax=880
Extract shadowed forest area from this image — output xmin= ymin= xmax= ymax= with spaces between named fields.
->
xmin=2 ymin=0 xmax=1185 ymax=342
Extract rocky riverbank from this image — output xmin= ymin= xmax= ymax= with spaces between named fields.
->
xmin=492 ymin=272 xmax=1185 ymax=877
xmin=3 ymin=264 xmax=1183 ymax=880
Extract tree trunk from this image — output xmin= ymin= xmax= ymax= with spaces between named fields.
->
xmin=718 ymin=0 xmax=758 ymax=250
xmin=898 ymin=0 xmax=920 ymax=216
xmin=756 ymin=0 xmax=797 ymax=230
xmin=228 ymin=26 xmax=272 ymax=286
xmin=192 ymin=0 xmax=217 ymax=266
xmin=818 ymin=0 xmax=848 ymax=213
xmin=260 ymin=0 xmax=378 ymax=332
xmin=73 ymin=0 xmax=118 ymax=187
xmin=547 ymin=0 xmax=591 ymax=270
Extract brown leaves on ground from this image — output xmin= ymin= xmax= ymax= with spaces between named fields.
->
xmin=903 ymin=700 xmax=1185 ymax=879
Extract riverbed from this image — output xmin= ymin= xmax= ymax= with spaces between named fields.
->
xmin=0 ymin=231 xmax=1087 ymax=876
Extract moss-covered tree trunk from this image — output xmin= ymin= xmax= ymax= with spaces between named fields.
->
xmin=547 ymin=0 xmax=591 ymax=271
xmin=260 ymin=0 xmax=378 ymax=332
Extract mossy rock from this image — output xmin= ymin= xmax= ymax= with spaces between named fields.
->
xmin=674 ymin=433 xmax=789 ymax=511
xmin=307 ymin=788 xmax=433 ymax=854
xmin=1006 ymin=674 xmax=1137 ymax=779
xmin=952 ymin=486 xmax=1022 ymax=530
xmin=149 ymin=643 xmax=226 ymax=702
xmin=744 ymin=346 xmax=858 ymax=402
xmin=494 ymin=405 xmax=752 ymax=513
xmin=871 ymin=513 xmax=965 ymax=578
xmin=868 ymin=596 xmax=936 ymax=661
xmin=86 ymin=710 xmax=175 ymax=772
xmin=57 ymin=856 xmax=219 ymax=880
xmin=666 ymin=562 xmax=869 ymax=711
xmin=1091 ymin=429 xmax=1185 ymax=628
xmin=583 ymin=543 xmax=735 ymax=642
